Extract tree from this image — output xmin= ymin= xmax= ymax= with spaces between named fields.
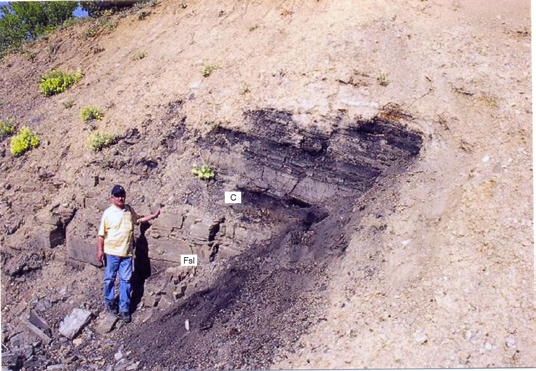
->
xmin=79 ymin=1 xmax=138 ymax=17
xmin=0 ymin=2 xmax=77 ymax=54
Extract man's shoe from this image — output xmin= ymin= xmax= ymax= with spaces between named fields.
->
xmin=120 ymin=311 xmax=131 ymax=324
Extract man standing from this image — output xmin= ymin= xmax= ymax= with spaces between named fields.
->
xmin=97 ymin=185 xmax=160 ymax=323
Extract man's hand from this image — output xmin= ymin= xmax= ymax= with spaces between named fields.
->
xmin=138 ymin=209 xmax=161 ymax=223
xmin=97 ymin=236 xmax=105 ymax=265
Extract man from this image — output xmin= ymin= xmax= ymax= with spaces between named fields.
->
xmin=97 ymin=185 xmax=160 ymax=323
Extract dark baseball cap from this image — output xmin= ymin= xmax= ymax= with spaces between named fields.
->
xmin=111 ymin=185 xmax=126 ymax=197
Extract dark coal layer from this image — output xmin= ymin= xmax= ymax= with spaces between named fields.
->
xmin=123 ymin=109 xmax=423 ymax=370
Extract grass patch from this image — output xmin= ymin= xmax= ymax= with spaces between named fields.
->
xmin=59 ymin=17 xmax=80 ymax=30
xmin=10 ymin=126 xmax=39 ymax=157
xmin=88 ymin=132 xmax=115 ymax=151
xmin=79 ymin=106 xmax=103 ymax=122
xmin=240 ymin=84 xmax=251 ymax=95
xmin=377 ymin=73 xmax=389 ymax=87
xmin=100 ymin=19 xmax=116 ymax=31
xmin=133 ymin=0 xmax=159 ymax=11
xmin=191 ymin=163 xmax=215 ymax=181
xmin=83 ymin=26 xmax=99 ymax=38
xmin=137 ymin=10 xmax=150 ymax=20
xmin=202 ymin=65 xmax=217 ymax=77
xmin=39 ymin=70 xmax=82 ymax=96
xmin=0 ymin=118 xmax=15 ymax=138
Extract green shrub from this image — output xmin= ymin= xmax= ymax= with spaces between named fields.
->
xmin=133 ymin=0 xmax=158 ymax=11
xmin=79 ymin=106 xmax=103 ymax=122
xmin=83 ymin=26 xmax=99 ymax=38
xmin=202 ymin=65 xmax=217 ymax=77
xmin=10 ymin=126 xmax=39 ymax=156
xmin=88 ymin=132 xmax=115 ymax=151
xmin=378 ymin=73 xmax=389 ymax=87
xmin=0 ymin=118 xmax=15 ymax=137
xmin=191 ymin=163 xmax=215 ymax=181
xmin=39 ymin=70 xmax=82 ymax=96
xmin=100 ymin=19 xmax=116 ymax=31
xmin=80 ymin=1 xmax=137 ymax=17
xmin=60 ymin=16 xmax=79 ymax=29
xmin=137 ymin=10 xmax=150 ymax=20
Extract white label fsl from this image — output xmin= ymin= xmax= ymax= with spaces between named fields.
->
xmin=225 ymin=192 xmax=242 ymax=204
xmin=181 ymin=255 xmax=197 ymax=266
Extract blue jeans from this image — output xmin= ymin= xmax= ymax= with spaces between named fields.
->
xmin=104 ymin=255 xmax=132 ymax=313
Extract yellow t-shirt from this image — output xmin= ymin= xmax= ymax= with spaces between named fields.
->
xmin=98 ymin=204 xmax=139 ymax=257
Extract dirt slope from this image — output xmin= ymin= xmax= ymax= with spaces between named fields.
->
xmin=0 ymin=0 xmax=533 ymax=370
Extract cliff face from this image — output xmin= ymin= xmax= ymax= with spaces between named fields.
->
xmin=0 ymin=0 xmax=533 ymax=370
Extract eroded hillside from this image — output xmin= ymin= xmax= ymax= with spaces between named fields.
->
xmin=0 ymin=0 xmax=533 ymax=370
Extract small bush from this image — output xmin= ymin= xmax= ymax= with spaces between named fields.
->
xmin=102 ymin=9 xmax=115 ymax=17
xmin=378 ymin=74 xmax=389 ymax=87
xmin=88 ymin=132 xmax=115 ymax=151
xmin=137 ymin=10 xmax=150 ymax=20
xmin=79 ymin=106 xmax=103 ymax=122
xmin=239 ymin=84 xmax=250 ymax=95
xmin=83 ymin=26 xmax=99 ymax=38
xmin=191 ymin=163 xmax=215 ymax=181
xmin=80 ymin=1 xmax=135 ymax=17
xmin=10 ymin=126 xmax=39 ymax=156
xmin=248 ymin=24 xmax=259 ymax=31
xmin=100 ymin=19 xmax=116 ymax=31
xmin=202 ymin=65 xmax=217 ymax=77
xmin=39 ymin=70 xmax=82 ymax=96
xmin=60 ymin=17 xmax=79 ymax=29
xmin=0 ymin=119 xmax=15 ymax=137
xmin=133 ymin=0 xmax=158 ymax=11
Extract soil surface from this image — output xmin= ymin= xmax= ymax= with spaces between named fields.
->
xmin=0 ymin=0 xmax=533 ymax=370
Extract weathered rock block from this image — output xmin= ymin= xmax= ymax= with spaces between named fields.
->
xmin=96 ymin=313 xmax=118 ymax=335
xmin=146 ymin=238 xmax=192 ymax=263
xmin=66 ymin=228 xmax=100 ymax=266
xmin=58 ymin=308 xmax=92 ymax=339
xmin=148 ymin=213 xmax=183 ymax=239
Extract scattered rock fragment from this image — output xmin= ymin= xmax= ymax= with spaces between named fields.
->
xmin=24 ymin=320 xmax=52 ymax=345
xmin=114 ymin=350 xmax=123 ymax=361
xmin=46 ymin=364 xmax=68 ymax=370
xmin=505 ymin=337 xmax=516 ymax=348
xmin=126 ymin=361 xmax=141 ymax=370
xmin=174 ymin=282 xmax=187 ymax=299
xmin=96 ymin=313 xmax=119 ymax=335
xmin=35 ymin=298 xmax=52 ymax=312
xmin=1 ymin=351 xmax=24 ymax=369
xmin=5 ymin=251 xmax=44 ymax=277
xmin=73 ymin=338 xmax=83 ymax=346
xmin=58 ymin=308 xmax=92 ymax=339
xmin=157 ymin=296 xmax=172 ymax=310
xmin=29 ymin=310 xmax=52 ymax=336
xmin=143 ymin=293 xmax=159 ymax=308
xmin=413 ymin=331 xmax=428 ymax=344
